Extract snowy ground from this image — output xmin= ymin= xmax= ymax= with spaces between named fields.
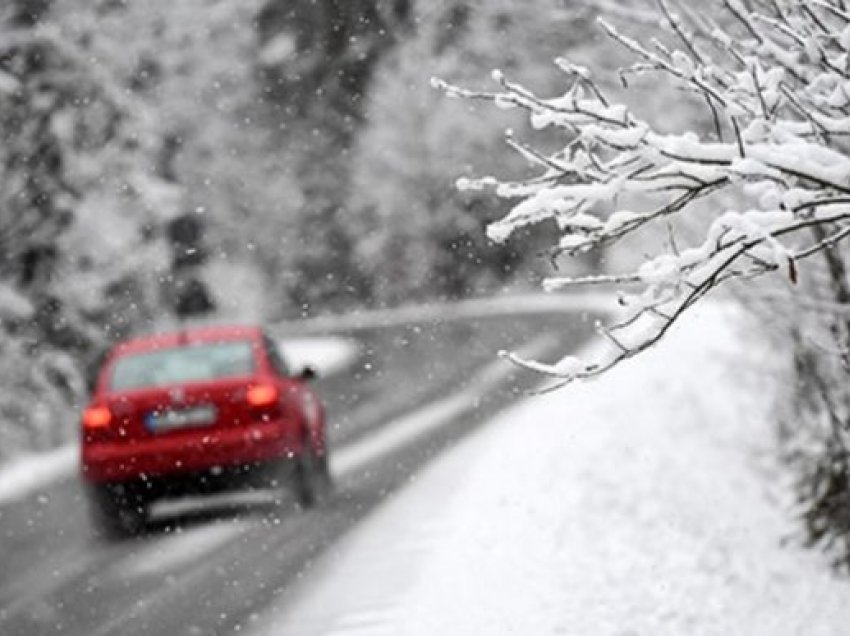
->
xmin=252 ymin=302 xmax=850 ymax=636
xmin=4 ymin=298 xmax=850 ymax=634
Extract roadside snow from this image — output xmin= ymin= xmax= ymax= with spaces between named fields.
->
xmin=253 ymin=302 xmax=850 ymax=636
xmin=272 ymin=291 xmax=610 ymax=334
xmin=277 ymin=336 xmax=360 ymax=377
xmin=0 ymin=445 xmax=78 ymax=506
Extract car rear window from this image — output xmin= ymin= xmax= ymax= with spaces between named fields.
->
xmin=110 ymin=340 xmax=256 ymax=390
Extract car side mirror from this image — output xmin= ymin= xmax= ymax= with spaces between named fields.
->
xmin=299 ymin=366 xmax=317 ymax=381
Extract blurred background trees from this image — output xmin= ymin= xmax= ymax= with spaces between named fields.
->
xmin=0 ymin=1 xmax=672 ymax=456
xmin=0 ymin=0 xmax=186 ymax=455
xmin=349 ymin=1 xmax=595 ymax=304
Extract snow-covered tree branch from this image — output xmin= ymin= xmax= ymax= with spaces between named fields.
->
xmin=434 ymin=0 xmax=850 ymax=391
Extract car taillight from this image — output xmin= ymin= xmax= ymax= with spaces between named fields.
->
xmin=247 ymin=384 xmax=279 ymax=407
xmin=82 ymin=405 xmax=112 ymax=430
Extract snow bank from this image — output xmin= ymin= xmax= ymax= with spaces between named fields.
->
xmin=278 ymin=336 xmax=360 ymax=377
xmin=255 ymin=303 xmax=850 ymax=636
xmin=0 ymin=445 xmax=78 ymax=506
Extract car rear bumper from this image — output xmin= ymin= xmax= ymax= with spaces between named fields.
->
xmin=81 ymin=420 xmax=304 ymax=484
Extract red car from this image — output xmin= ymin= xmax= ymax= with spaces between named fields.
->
xmin=80 ymin=324 xmax=330 ymax=536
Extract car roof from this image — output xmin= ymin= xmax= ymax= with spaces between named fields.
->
xmin=111 ymin=324 xmax=265 ymax=356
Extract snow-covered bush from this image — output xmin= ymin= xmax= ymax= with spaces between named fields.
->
xmin=437 ymin=0 xmax=850 ymax=565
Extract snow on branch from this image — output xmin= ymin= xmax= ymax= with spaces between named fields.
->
xmin=434 ymin=0 xmax=850 ymax=388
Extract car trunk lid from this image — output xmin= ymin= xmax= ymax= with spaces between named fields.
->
xmin=107 ymin=377 xmax=254 ymax=440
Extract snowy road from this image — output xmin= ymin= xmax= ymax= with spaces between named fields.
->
xmin=0 ymin=302 xmax=598 ymax=636
xmin=252 ymin=303 xmax=850 ymax=636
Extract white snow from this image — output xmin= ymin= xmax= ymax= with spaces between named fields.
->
xmin=259 ymin=33 xmax=297 ymax=66
xmin=0 ymin=445 xmax=78 ymax=507
xmin=252 ymin=302 xmax=850 ymax=636
xmin=0 ymin=283 xmax=34 ymax=321
xmin=278 ymin=336 xmax=360 ymax=378
xmin=273 ymin=292 xmax=609 ymax=334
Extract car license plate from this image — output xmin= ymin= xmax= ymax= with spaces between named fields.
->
xmin=146 ymin=405 xmax=217 ymax=432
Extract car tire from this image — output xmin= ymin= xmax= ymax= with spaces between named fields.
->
xmin=293 ymin=450 xmax=332 ymax=509
xmin=86 ymin=484 xmax=149 ymax=539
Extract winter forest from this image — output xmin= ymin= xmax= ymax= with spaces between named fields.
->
xmin=0 ymin=2 xmax=617 ymax=463
xmin=4 ymin=0 xmax=850 ymax=618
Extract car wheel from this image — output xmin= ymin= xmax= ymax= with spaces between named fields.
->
xmin=293 ymin=450 xmax=332 ymax=509
xmin=86 ymin=484 xmax=149 ymax=539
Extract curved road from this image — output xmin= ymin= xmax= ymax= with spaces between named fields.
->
xmin=0 ymin=307 xmax=596 ymax=636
